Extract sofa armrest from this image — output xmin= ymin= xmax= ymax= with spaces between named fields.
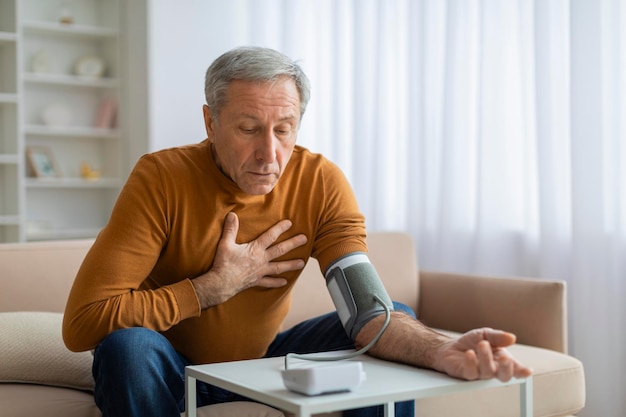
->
xmin=418 ymin=271 xmax=568 ymax=353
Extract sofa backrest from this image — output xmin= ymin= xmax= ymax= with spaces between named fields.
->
xmin=283 ymin=232 xmax=419 ymax=329
xmin=0 ymin=239 xmax=94 ymax=312
xmin=0 ymin=232 xmax=420 ymax=325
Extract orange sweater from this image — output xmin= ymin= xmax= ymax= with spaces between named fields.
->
xmin=63 ymin=139 xmax=366 ymax=364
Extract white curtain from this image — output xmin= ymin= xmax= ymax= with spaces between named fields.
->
xmin=237 ymin=0 xmax=626 ymax=415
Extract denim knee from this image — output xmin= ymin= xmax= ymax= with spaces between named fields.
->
xmin=94 ymin=328 xmax=182 ymax=377
xmin=392 ymin=301 xmax=416 ymax=319
xmin=93 ymin=328 xmax=188 ymax=417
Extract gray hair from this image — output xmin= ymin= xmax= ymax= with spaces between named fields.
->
xmin=204 ymin=46 xmax=311 ymax=123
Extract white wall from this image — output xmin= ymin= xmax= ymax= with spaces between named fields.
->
xmin=147 ymin=0 xmax=249 ymax=151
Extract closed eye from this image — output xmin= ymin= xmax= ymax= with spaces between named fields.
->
xmin=275 ymin=124 xmax=295 ymax=136
xmin=240 ymin=127 xmax=257 ymax=134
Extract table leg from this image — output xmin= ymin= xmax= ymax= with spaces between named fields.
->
xmin=186 ymin=373 xmax=197 ymax=417
xmin=520 ymin=376 xmax=533 ymax=417
xmin=383 ymin=401 xmax=395 ymax=417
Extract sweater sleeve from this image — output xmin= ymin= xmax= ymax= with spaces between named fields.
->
xmin=62 ymin=155 xmax=201 ymax=352
xmin=311 ymin=158 xmax=368 ymax=273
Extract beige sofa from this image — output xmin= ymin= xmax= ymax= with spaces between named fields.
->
xmin=0 ymin=232 xmax=585 ymax=417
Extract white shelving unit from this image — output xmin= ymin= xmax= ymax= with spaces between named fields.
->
xmin=0 ymin=0 xmax=134 ymax=242
xmin=21 ymin=0 xmax=123 ymax=241
xmin=0 ymin=0 xmax=20 ymax=242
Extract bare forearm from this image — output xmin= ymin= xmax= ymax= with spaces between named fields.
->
xmin=355 ymin=311 xmax=451 ymax=372
xmin=191 ymin=270 xmax=236 ymax=310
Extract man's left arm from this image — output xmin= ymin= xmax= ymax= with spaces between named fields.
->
xmin=354 ymin=304 xmax=533 ymax=382
xmin=323 ymin=250 xmax=531 ymax=382
xmin=311 ymin=158 xmax=531 ymax=382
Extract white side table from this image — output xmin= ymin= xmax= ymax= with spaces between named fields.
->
xmin=185 ymin=354 xmax=532 ymax=417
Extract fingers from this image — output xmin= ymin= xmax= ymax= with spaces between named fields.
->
xmin=462 ymin=328 xmax=516 ymax=348
xmin=513 ymin=361 xmax=533 ymax=379
xmin=479 ymin=347 xmax=534 ymax=382
xmin=220 ymin=212 xmax=239 ymax=243
xmin=461 ymin=346 xmax=519 ymax=382
xmin=255 ymin=218 xmax=297 ymax=249
xmin=256 ymin=276 xmax=289 ymax=288
xmin=444 ymin=329 xmax=533 ymax=382
xmin=460 ymin=349 xmax=479 ymax=380
xmin=266 ymin=233 xmax=308 ymax=260
xmin=454 ymin=328 xmax=533 ymax=382
xmin=478 ymin=329 xmax=532 ymax=381
xmin=252 ymin=217 xmax=308 ymax=261
xmin=476 ymin=341 xmax=497 ymax=379
xmin=217 ymin=213 xmax=307 ymax=286
xmin=492 ymin=349 xmax=515 ymax=382
xmin=221 ymin=213 xmax=307 ymax=260
xmin=494 ymin=349 xmax=533 ymax=381
xmin=483 ymin=329 xmax=517 ymax=348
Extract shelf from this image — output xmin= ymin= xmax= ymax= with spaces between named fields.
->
xmin=0 ymin=154 xmax=18 ymax=164
xmin=23 ymin=72 xmax=119 ymax=88
xmin=0 ymin=32 xmax=17 ymax=42
xmin=26 ymin=177 xmax=121 ymax=188
xmin=25 ymin=124 xmax=119 ymax=139
xmin=22 ymin=20 xmax=118 ymax=38
xmin=0 ymin=93 xmax=18 ymax=103
xmin=0 ymin=215 xmax=20 ymax=226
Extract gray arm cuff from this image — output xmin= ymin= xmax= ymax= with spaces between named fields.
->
xmin=325 ymin=253 xmax=394 ymax=340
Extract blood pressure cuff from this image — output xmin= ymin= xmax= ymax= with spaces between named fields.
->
xmin=324 ymin=252 xmax=394 ymax=340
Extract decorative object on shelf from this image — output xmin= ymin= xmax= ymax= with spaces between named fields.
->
xmin=80 ymin=162 xmax=101 ymax=180
xmin=26 ymin=146 xmax=61 ymax=178
xmin=94 ymin=96 xmax=118 ymax=129
xmin=41 ymin=102 xmax=73 ymax=127
xmin=26 ymin=220 xmax=52 ymax=236
xmin=74 ymin=55 xmax=105 ymax=79
xmin=58 ymin=2 xmax=75 ymax=25
xmin=31 ymin=50 xmax=50 ymax=74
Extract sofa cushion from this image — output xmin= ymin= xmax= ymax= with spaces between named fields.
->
xmin=0 ymin=311 xmax=94 ymax=391
xmin=0 ymin=384 xmax=285 ymax=417
xmin=0 ymin=312 xmax=286 ymax=417
xmin=413 ymin=332 xmax=585 ymax=417
xmin=194 ymin=402 xmax=284 ymax=417
xmin=0 ymin=384 xmax=100 ymax=417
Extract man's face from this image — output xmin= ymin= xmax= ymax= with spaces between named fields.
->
xmin=203 ymin=77 xmax=301 ymax=195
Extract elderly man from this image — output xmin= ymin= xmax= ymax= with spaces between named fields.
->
xmin=63 ymin=46 xmax=531 ymax=417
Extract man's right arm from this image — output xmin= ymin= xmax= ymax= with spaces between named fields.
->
xmin=62 ymin=155 xmax=189 ymax=352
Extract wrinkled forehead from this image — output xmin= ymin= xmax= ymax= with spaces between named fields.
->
xmin=222 ymin=78 xmax=302 ymax=121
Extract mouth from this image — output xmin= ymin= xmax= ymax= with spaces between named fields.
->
xmin=249 ymin=171 xmax=276 ymax=177
xmin=247 ymin=172 xmax=279 ymax=185
xmin=250 ymin=172 xmax=273 ymax=179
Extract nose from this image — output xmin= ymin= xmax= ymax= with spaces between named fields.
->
xmin=255 ymin=130 xmax=277 ymax=163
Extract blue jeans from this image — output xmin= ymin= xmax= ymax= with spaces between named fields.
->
xmin=93 ymin=302 xmax=416 ymax=417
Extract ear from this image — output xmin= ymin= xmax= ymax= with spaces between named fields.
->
xmin=203 ymin=105 xmax=215 ymax=142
